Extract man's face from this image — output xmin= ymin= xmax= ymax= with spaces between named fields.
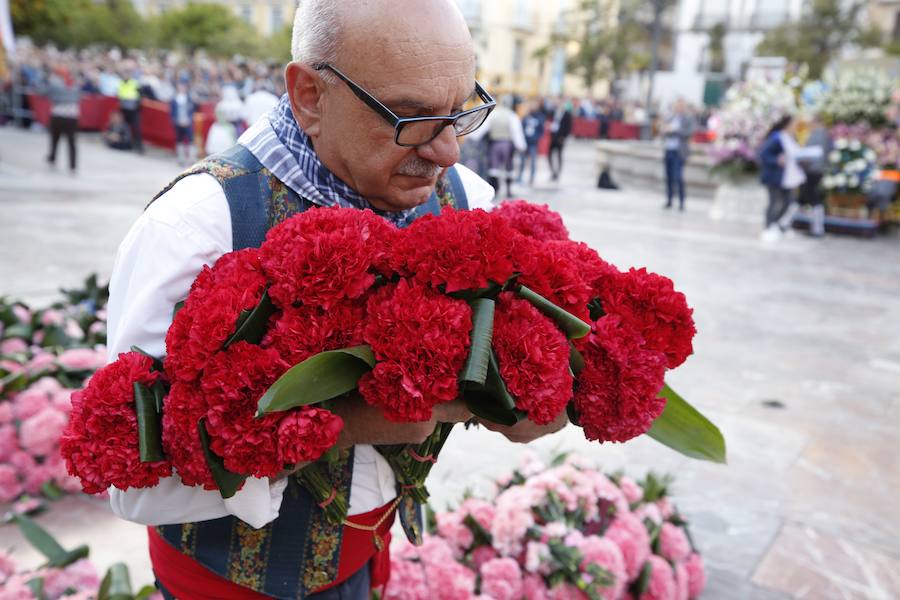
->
xmin=306 ymin=9 xmax=476 ymax=212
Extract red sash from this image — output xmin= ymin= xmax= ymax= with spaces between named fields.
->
xmin=148 ymin=500 xmax=397 ymax=598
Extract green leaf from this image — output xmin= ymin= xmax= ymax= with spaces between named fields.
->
xmin=223 ymin=290 xmax=276 ymax=349
xmin=129 ymin=346 xmax=164 ymax=372
xmin=257 ymin=345 xmax=376 ymax=415
xmin=40 ymin=325 xmax=71 ymax=348
xmin=0 ymin=370 xmax=29 ymax=395
xmin=97 ymin=563 xmax=133 ymax=600
xmin=459 ymin=298 xmax=495 ymax=387
xmin=135 ymin=585 xmax=159 ymax=600
xmin=587 ymin=297 xmax=604 ymax=321
xmin=462 ymin=351 xmax=523 ymax=426
xmin=151 ymin=379 xmax=167 ymax=414
xmin=515 ymin=285 xmax=591 ymax=339
xmin=2 ymin=323 xmax=33 ymax=339
xmin=569 ymin=343 xmax=585 ymax=374
xmin=633 ymin=560 xmax=653 ymax=597
xmin=40 ymin=481 xmax=64 ymax=500
xmin=172 ymin=300 xmax=186 ymax=321
xmin=646 ymin=384 xmax=727 ymax=464
xmin=26 ymin=576 xmax=44 ymax=599
xmin=134 ymin=383 xmax=165 ymax=463
xmin=198 ymin=419 xmax=247 ymax=499
xmin=447 ymin=280 xmax=503 ymax=301
xmin=566 ymin=400 xmax=581 ymax=426
xmin=463 ymin=513 xmax=493 ymax=547
xmin=12 ymin=514 xmax=90 ymax=569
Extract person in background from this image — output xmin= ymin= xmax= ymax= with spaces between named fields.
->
xmin=203 ymin=101 xmax=237 ymax=157
xmin=798 ymin=117 xmax=831 ymax=237
xmin=758 ymin=115 xmax=805 ymax=242
xmin=103 ymin=111 xmax=133 ymax=151
xmin=45 ymin=66 xmax=81 ymax=173
xmin=471 ymin=95 xmax=526 ymax=197
xmin=662 ymin=99 xmax=695 ymax=211
xmin=518 ymin=100 xmax=545 ymax=187
xmin=548 ymin=98 xmax=573 ymax=182
xmin=242 ymin=79 xmax=279 ymax=128
xmin=117 ymin=71 xmax=143 ymax=153
xmin=170 ymin=80 xmax=196 ymax=167
xmin=216 ymin=84 xmax=246 ymax=136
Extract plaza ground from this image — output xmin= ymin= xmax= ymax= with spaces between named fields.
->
xmin=1 ymin=126 xmax=899 ymax=599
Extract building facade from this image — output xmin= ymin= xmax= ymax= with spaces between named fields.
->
xmin=132 ymin=0 xmax=295 ymax=37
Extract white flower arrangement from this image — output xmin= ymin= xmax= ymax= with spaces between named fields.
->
xmin=823 ymin=139 xmax=876 ymax=195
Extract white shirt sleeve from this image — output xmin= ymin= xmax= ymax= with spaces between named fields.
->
xmin=456 ymin=163 xmax=495 ymax=211
xmin=509 ymin=113 xmax=527 ymax=153
xmin=107 ymin=173 xmax=288 ymax=529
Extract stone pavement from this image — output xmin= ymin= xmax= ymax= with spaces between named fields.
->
xmin=2 ymin=126 xmax=899 ymax=599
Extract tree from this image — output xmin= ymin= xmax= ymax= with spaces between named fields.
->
xmin=707 ymin=22 xmax=726 ymax=73
xmin=152 ymin=3 xmax=259 ymax=56
xmin=11 ymin=0 xmax=148 ymax=49
xmin=755 ymin=0 xmax=879 ymax=79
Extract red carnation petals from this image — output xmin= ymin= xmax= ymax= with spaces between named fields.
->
xmin=492 ymin=292 xmax=573 ymax=425
xmin=262 ymin=299 xmax=366 ymax=366
xmin=161 ymin=381 xmax=215 ymax=488
xmin=392 ymin=207 xmax=517 ymax=293
xmin=60 ymin=352 xmax=171 ymax=494
xmin=600 ymin=268 xmax=696 ymax=369
xmin=259 ymin=207 xmax=396 ymax=309
xmin=201 ymin=342 xmax=293 ymax=479
xmin=278 ymin=407 xmax=344 ymax=465
xmin=515 ymin=240 xmax=597 ymax=322
xmin=574 ymin=315 xmax=667 ymax=443
xmin=164 ymin=248 xmax=268 ymax=383
xmin=359 ymin=279 xmax=471 ymax=422
xmin=493 ymin=200 xmax=570 ymax=241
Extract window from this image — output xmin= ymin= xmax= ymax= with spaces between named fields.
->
xmin=512 ymin=39 xmax=524 ymax=74
xmin=751 ymin=0 xmax=789 ymax=29
xmin=271 ymin=5 xmax=283 ymax=33
xmin=240 ymin=4 xmax=252 ymax=24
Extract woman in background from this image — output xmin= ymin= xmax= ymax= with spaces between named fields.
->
xmin=45 ymin=66 xmax=81 ymax=173
xmin=758 ymin=115 xmax=805 ymax=242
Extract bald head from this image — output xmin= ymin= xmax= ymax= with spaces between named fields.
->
xmin=292 ymin=0 xmax=473 ymax=73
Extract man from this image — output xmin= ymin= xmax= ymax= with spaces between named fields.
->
xmin=662 ymin=99 xmax=695 ymax=211
xmin=469 ymin=95 xmax=526 ymax=197
xmin=548 ymin=98 xmax=573 ymax=182
xmin=107 ymin=1 xmax=566 ymax=599
xmin=518 ymin=100 xmax=546 ymax=186
xmin=117 ymin=69 xmax=143 ymax=153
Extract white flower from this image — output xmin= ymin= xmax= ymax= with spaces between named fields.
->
xmin=835 ymin=139 xmax=848 ymax=150
xmin=864 ymin=149 xmax=876 ymax=162
xmin=835 ymin=174 xmax=847 ymax=186
xmin=849 ymin=139 xmax=861 ymax=151
xmin=848 ymin=175 xmax=860 ymax=188
xmin=823 ymin=175 xmax=834 ymax=188
xmin=829 ymin=151 xmax=841 ymax=164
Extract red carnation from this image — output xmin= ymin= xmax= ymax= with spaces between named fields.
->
xmin=391 ymin=208 xmax=517 ymax=293
xmin=574 ymin=315 xmax=667 ymax=443
xmin=599 ymin=268 xmax=696 ymax=369
xmin=201 ymin=342 xmax=292 ymax=479
xmin=359 ymin=279 xmax=471 ymax=422
xmin=161 ymin=381 xmax=216 ymax=488
xmin=164 ymin=248 xmax=268 ymax=383
xmin=259 ymin=207 xmax=396 ymax=310
xmin=515 ymin=240 xmax=597 ymax=322
xmin=493 ymin=200 xmax=570 ymax=241
xmin=492 ymin=292 xmax=573 ymax=425
xmin=277 ymin=407 xmax=344 ymax=465
xmin=60 ymin=352 xmax=171 ymax=494
xmin=261 ymin=299 xmax=366 ymax=367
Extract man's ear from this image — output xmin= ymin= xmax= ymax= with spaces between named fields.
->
xmin=284 ymin=62 xmax=324 ymax=138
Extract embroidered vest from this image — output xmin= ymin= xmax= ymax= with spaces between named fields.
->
xmin=150 ymin=144 xmax=469 ymax=599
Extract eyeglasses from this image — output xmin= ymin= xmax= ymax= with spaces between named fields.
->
xmin=313 ymin=62 xmax=496 ymax=147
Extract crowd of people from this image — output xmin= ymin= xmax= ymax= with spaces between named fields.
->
xmin=1 ymin=44 xmax=286 ymax=170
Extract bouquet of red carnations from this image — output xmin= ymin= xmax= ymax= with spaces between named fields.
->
xmin=60 ymin=201 xmax=723 ymax=523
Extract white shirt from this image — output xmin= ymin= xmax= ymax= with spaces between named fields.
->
xmin=107 ymin=161 xmax=494 ymax=529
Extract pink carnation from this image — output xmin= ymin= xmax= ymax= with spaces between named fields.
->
xmin=0 ymin=464 xmax=22 ymax=502
xmin=480 ymin=558 xmax=523 ymax=600
xmin=659 ymin=523 xmax=691 ymax=564
xmin=656 ymin=498 xmax=675 ymax=519
xmin=491 ymin=487 xmax=537 ymax=556
xmin=579 ymin=535 xmax=627 ymax=600
xmin=548 ymin=583 xmax=588 ymax=600
xmin=523 ymin=574 xmax=550 ymax=600
xmin=57 ymin=348 xmax=106 ymax=371
xmin=0 ymin=549 xmax=17 ymax=581
xmin=19 ymin=407 xmax=67 ymax=457
xmin=0 ymin=338 xmax=28 ymax=354
xmin=40 ymin=309 xmax=64 ymax=327
xmin=459 ymin=498 xmax=496 ymax=531
xmin=0 ymin=403 xmax=12 ymax=424
xmin=25 ymin=352 xmax=57 ymax=374
xmin=619 ymin=476 xmax=644 ymax=504
xmin=42 ymin=559 xmax=100 ymax=597
xmin=673 ymin=562 xmax=689 ymax=600
xmin=470 ymin=546 xmax=499 ymax=571
xmin=642 ymin=555 xmax=676 ymax=600
xmin=683 ymin=553 xmax=706 ymax=599
xmin=12 ymin=387 xmax=51 ymax=421
xmin=0 ymin=425 xmax=18 ymax=462
xmin=436 ymin=510 xmax=474 ymax=555
xmin=605 ymin=512 xmax=651 ymax=581
xmin=384 ymin=555 xmax=429 ymax=600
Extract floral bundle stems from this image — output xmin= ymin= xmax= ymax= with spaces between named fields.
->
xmin=295 ymin=462 xmax=349 ymax=523
xmin=377 ymin=422 xmax=455 ymax=505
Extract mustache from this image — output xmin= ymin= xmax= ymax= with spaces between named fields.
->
xmin=397 ymin=157 xmax=442 ymax=178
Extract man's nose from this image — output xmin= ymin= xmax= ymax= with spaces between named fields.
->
xmin=416 ymin=125 xmax=460 ymax=168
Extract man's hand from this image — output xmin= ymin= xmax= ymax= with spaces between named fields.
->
xmin=477 ymin=410 xmax=569 ymax=444
xmin=332 ymin=395 xmax=472 ymax=448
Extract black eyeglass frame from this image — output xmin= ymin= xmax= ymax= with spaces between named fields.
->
xmin=313 ymin=62 xmax=496 ymax=147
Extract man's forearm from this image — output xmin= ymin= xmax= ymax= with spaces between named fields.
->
xmin=332 ymin=395 xmax=471 ymax=448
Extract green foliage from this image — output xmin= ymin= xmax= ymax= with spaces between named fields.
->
xmin=152 ymin=3 xmax=249 ymax=54
xmin=707 ymin=22 xmax=727 ymax=73
xmin=755 ymin=0 xmax=870 ymax=79
xmin=12 ymin=0 xmax=147 ymax=49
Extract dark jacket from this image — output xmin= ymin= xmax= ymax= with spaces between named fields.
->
xmin=522 ymin=112 xmax=545 ymax=146
xmin=758 ymin=132 xmax=785 ymax=188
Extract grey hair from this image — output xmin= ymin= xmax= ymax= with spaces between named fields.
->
xmin=291 ymin=0 xmax=341 ymax=70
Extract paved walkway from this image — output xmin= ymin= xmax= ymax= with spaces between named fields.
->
xmin=2 ymin=126 xmax=899 ymax=599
